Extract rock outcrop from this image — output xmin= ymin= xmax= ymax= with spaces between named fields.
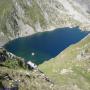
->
xmin=0 ymin=48 xmax=59 ymax=90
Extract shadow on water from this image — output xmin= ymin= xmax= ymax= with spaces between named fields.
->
xmin=4 ymin=27 xmax=89 ymax=65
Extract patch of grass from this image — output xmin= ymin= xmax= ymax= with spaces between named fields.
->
xmin=0 ymin=0 xmax=13 ymax=34
xmin=0 ymin=0 xmax=12 ymax=17
xmin=22 ymin=0 xmax=46 ymax=29
xmin=2 ymin=59 xmax=21 ymax=69
xmin=73 ymin=66 xmax=90 ymax=82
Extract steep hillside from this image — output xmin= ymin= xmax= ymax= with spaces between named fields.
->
xmin=0 ymin=0 xmax=90 ymax=46
xmin=39 ymin=34 xmax=90 ymax=90
xmin=0 ymin=48 xmax=60 ymax=90
xmin=0 ymin=0 xmax=13 ymax=46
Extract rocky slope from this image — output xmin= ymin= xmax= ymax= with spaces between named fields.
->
xmin=0 ymin=0 xmax=90 ymax=46
xmin=39 ymin=34 xmax=90 ymax=90
xmin=0 ymin=48 xmax=60 ymax=90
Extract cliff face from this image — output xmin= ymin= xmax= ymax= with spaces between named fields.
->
xmin=0 ymin=0 xmax=90 ymax=46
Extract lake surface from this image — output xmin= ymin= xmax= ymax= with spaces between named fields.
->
xmin=4 ymin=27 xmax=89 ymax=65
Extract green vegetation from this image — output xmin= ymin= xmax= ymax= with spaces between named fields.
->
xmin=19 ymin=0 xmax=46 ymax=29
xmin=0 ymin=0 xmax=13 ymax=33
xmin=1 ymin=59 xmax=21 ymax=69
xmin=0 ymin=0 xmax=12 ymax=17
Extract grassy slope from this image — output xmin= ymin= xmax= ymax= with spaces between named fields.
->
xmin=18 ymin=0 xmax=46 ymax=29
xmin=0 ymin=0 xmax=13 ymax=45
xmin=0 ymin=0 xmax=12 ymax=17
xmin=39 ymin=35 xmax=90 ymax=90
xmin=0 ymin=0 xmax=13 ymax=33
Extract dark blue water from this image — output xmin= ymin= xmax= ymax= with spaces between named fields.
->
xmin=4 ymin=27 xmax=89 ymax=65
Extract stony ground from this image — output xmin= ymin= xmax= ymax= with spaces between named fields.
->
xmin=0 ymin=48 xmax=59 ymax=90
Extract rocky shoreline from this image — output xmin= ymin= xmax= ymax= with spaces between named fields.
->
xmin=0 ymin=47 xmax=56 ymax=90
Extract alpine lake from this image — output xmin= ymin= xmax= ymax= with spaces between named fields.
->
xmin=4 ymin=27 xmax=89 ymax=65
